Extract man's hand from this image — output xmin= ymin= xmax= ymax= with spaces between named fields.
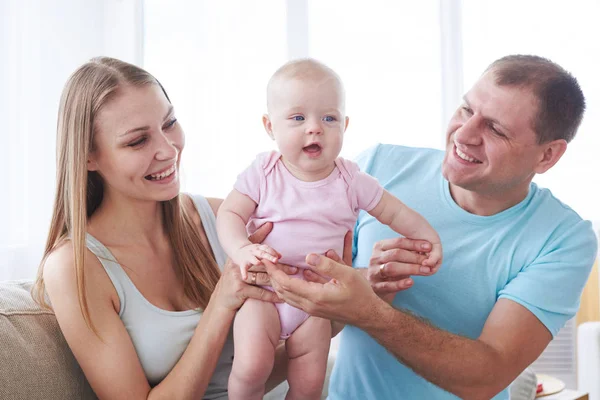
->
xmin=367 ymin=237 xmax=435 ymax=295
xmin=264 ymin=253 xmax=382 ymax=326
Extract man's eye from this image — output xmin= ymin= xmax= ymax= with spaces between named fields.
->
xmin=323 ymin=116 xmax=336 ymax=122
xmin=461 ymin=106 xmax=473 ymax=115
xmin=292 ymin=115 xmax=305 ymax=121
xmin=489 ymin=124 xmax=504 ymax=137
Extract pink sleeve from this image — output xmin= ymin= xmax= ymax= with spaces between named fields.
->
xmin=233 ymin=151 xmax=278 ymax=204
xmin=234 ymin=154 xmax=265 ymax=204
xmin=338 ymin=158 xmax=384 ymax=212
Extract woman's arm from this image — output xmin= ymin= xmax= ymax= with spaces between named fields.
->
xmin=45 ymin=245 xmax=280 ymax=399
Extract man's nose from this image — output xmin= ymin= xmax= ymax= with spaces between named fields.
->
xmin=454 ymin=114 xmax=483 ymax=146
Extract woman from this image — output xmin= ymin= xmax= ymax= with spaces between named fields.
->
xmin=32 ymin=57 xmax=298 ymax=399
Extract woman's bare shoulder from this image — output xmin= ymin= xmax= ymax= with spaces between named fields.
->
xmin=43 ymin=241 xmax=76 ymax=283
xmin=206 ymin=197 xmax=223 ymax=216
xmin=43 ymin=239 xmax=119 ymax=312
xmin=182 ymin=194 xmax=223 ymax=220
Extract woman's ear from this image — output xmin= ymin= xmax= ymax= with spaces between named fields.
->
xmin=87 ymin=153 xmax=99 ymax=172
xmin=263 ymin=114 xmax=275 ymax=140
xmin=344 ymin=116 xmax=350 ymax=132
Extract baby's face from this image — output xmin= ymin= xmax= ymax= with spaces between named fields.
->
xmin=265 ymin=77 xmax=347 ymax=181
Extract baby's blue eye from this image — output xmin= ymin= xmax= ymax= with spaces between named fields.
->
xmin=323 ymin=116 xmax=336 ymax=122
xmin=293 ymin=116 xmax=305 ymax=121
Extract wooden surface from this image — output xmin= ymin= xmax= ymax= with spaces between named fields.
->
xmin=540 ymin=389 xmax=588 ymax=400
xmin=577 ymin=260 xmax=599 ymax=326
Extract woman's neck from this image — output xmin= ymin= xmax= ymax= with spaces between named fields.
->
xmin=88 ymin=191 xmax=169 ymax=247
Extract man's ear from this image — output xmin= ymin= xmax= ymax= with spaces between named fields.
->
xmin=263 ymin=114 xmax=275 ymax=140
xmin=344 ymin=116 xmax=350 ymax=132
xmin=534 ymin=139 xmax=567 ymax=174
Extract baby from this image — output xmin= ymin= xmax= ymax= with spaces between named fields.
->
xmin=216 ymin=59 xmax=442 ymax=400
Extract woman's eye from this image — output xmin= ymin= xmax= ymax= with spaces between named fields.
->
xmin=461 ymin=106 xmax=473 ymax=115
xmin=164 ymin=118 xmax=177 ymax=129
xmin=292 ymin=115 xmax=305 ymax=121
xmin=323 ymin=116 xmax=336 ymax=122
xmin=128 ymin=137 xmax=147 ymax=147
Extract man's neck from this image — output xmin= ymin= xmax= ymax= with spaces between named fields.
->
xmin=448 ymin=183 xmax=530 ymax=216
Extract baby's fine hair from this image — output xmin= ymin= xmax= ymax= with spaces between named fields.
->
xmin=266 ymin=58 xmax=345 ymax=109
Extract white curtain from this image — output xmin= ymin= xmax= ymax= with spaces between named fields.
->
xmin=0 ymin=0 xmax=143 ymax=280
xmin=143 ymin=0 xmax=446 ymax=200
xmin=461 ymin=0 xmax=600 ymax=225
xmin=2 ymin=0 xmax=599 ymax=281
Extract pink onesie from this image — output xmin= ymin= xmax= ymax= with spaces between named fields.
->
xmin=234 ymin=151 xmax=384 ymax=339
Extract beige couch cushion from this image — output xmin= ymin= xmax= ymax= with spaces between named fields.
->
xmin=0 ymin=280 xmax=96 ymax=399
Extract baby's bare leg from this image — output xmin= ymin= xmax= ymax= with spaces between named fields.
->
xmin=228 ymin=299 xmax=281 ymax=400
xmin=285 ymin=316 xmax=331 ymax=400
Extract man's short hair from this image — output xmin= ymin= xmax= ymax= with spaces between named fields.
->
xmin=486 ymin=55 xmax=585 ymax=144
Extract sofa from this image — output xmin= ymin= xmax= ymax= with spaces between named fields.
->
xmin=0 ymin=280 xmax=97 ymax=399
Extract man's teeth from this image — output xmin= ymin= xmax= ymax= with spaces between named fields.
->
xmin=456 ymin=147 xmax=480 ymax=163
xmin=148 ymin=165 xmax=176 ymax=180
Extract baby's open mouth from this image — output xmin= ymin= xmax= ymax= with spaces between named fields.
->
xmin=303 ymin=143 xmax=322 ymax=153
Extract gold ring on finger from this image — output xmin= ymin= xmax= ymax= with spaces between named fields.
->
xmin=379 ymin=264 xmax=387 ymax=279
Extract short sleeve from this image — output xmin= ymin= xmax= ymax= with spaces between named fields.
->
xmin=498 ymin=220 xmax=598 ymax=337
xmin=233 ymin=152 xmax=277 ymax=204
xmin=337 ymin=157 xmax=384 ymax=213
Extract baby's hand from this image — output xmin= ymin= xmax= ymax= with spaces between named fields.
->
xmin=422 ymin=242 xmax=443 ymax=273
xmin=234 ymin=244 xmax=280 ymax=279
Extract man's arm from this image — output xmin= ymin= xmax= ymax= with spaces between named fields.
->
xmin=363 ymin=297 xmax=551 ymax=399
xmin=265 ymin=255 xmax=552 ymax=400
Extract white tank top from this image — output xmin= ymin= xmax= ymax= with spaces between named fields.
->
xmin=85 ymin=195 xmax=232 ymax=398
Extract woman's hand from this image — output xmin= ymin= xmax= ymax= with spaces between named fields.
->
xmin=210 ymin=222 xmax=298 ymax=312
xmin=211 ymin=258 xmax=282 ymax=312
xmin=242 ymin=222 xmax=297 ymax=286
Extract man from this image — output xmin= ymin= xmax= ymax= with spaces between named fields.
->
xmin=265 ymin=55 xmax=598 ymax=399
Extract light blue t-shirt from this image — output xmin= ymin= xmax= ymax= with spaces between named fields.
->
xmin=328 ymin=144 xmax=598 ymax=400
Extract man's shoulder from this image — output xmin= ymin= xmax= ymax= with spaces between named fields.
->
xmin=527 ymin=184 xmax=597 ymax=250
xmin=530 ymin=183 xmax=588 ymax=223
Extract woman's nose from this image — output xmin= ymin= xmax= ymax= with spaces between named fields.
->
xmin=155 ymin=133 xmax=178 ymax=160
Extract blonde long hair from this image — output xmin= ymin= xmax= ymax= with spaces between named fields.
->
xmin=33 ymin=57 xmax=221 ymax=333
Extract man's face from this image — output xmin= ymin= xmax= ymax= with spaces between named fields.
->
xmin=442 ymin=71 xmax=547 ymax=198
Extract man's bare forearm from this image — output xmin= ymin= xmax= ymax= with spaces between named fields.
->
xmin=355 ymin=302 xmax=508 ymax=399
